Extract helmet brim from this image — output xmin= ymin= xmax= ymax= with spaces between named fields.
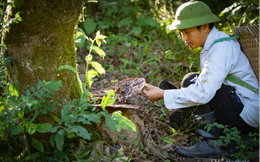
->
xmin=168 ymin=14 xmax=220 ymax=30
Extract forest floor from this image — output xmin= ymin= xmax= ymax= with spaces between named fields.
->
xmin=76 ymin=50 xmax=259 ymax=162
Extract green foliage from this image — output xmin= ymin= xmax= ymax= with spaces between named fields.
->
xmin=75 ymin=30 xmax=106 ymax=88
xmin=32 ymin=139 xmax=44 ymax=153
xmin=54 ymin=27 xmax=136 ymax=160
xmin=0 ymin=55 xmax=136 ymax=161
xmin=0 ymin=78 xmax=62 ymax=136
xmin=101 ymin=90 xmax=115 ymax=110
xmin=201 ymin=0 xmax=259 ymax=34
xmin=82 ymin=0 xmax=201 ymax=85
xmin=0 ymin=74 xmax=62 ymax=160
xmin=0 ymin=9 xmax=136 ymax=162
xmin=1 ymin=0 xmax=259 ymax=161
xmin=205 ymin=122 xmax=259 ymax=160
xmin=101 ymin=110 xmax=136 ymax=133
xmin=0 ymin=2 xmax=22 ymax=34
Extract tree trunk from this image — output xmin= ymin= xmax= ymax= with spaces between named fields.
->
xmin=4 ymin=0 xmax=84 ymax=104
xmin=3 ymin=0 xmax=100 ymax=151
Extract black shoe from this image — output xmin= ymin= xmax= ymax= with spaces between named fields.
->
xmin=176 ymin=138 xmax=220 ymax=158
xmin=158 ymin=80 xmax=177 ymax=90
xmin=176 ymin=110 xmax=220 ymax=158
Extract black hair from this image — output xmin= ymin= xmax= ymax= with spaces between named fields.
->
xmin=196 ymin=23 xmax=214 ymax=30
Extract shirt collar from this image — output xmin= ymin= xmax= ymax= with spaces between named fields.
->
xmin=201 ymin=27 xmax=219 ymax=54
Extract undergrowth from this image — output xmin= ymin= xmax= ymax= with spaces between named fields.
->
xmin=0 ymin=0 xmax=259 ymax=161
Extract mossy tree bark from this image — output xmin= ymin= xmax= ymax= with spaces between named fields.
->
xmin=3 ymin=0 xmax=100 ymax=151
xmin=4 ymin=0 xmax=84 ymax=105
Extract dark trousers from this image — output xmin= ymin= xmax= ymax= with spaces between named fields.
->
xmin=169 ymin=72 xmax=255 ymax=133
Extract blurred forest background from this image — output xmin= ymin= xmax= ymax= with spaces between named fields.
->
xmin=0 ymin=0 xmax=259 ymax=161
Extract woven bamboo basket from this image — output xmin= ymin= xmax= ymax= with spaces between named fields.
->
xmin=234 ymin=24 xmax=259 ymax=81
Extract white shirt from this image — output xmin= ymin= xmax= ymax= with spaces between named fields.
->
xmin=164 ymin=27 xmax=259 ymax=128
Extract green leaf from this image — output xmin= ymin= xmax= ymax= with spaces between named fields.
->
xmin=144 ymin=17 xmax=159 ymax=27
xmin=0 ymin=44 xmax=7 ymax=50
xmin=85 ymin=55 xmax=92 ymax=62
xmin=10 ymin=125 xmax=24 ymax=135
xmin=51 ymin=114 xmax=60 ymax=123
xmin=9 ymin=82 xmax=19 ymax=96
xmin=57 ymin=65 xmax=78 ymax=75
xmin=7 ymin=2 xmax=15 ymax=7
xmin=55 ymin=133 xmax=64 ymax=152
xmin=30 ymin=110 xmax=39 ymax=122
xmin=34 ymin=92 xmax=41 ymax=98
xmin=36 ymin=80 xmax=43 ymax=90
xmin=60 ymin=115 xmax=73 ymax=123
xmin=61 ymin=105 xmax=73 ymax=116
xmin=37 ymin=123 xmax=53 ymax=133
xmin=81 ymin=112 xmax=101 ymax=123
xmin=95 ymin=31 xmax=107 ymax=46
xmin=164 ymin=137 xmax=176 ymax=145
xmin=75 ymin=28 xmax=87 ymax=39
xmin=161 ymin=151 xmax=168 ymax=158
xmin=39 ymin=90 xmax=45 ymax=97
xmin=95 ymin=30 xmax=100 ymax=38
xmin=93 ymin=46 xmax=105 ymax=58
xmin=101 ymin=90 xmax=116 ymax=110
xmin=171 ymin=127 xmax=176 ymax=134
xmin=96 ymin=39 xmax=100 ymax=47
xmin=132 ymin=26 xmax=142 ymax=36
xmin=45 ymin=94 xmax=52 ymax=98
xmin=70 ymin=125 xmax=90 ymax=140
xmin=117 ymin=17 xmax=132 ymax=28
xmin=119 ymin=58 xmax=129 ymax=64
xmin=27 ymin=123 xmax=37 ymax=135
xmin=75 ymin=28 xmax=86 ymax=49
xmin=27 ymin=152 xmax=41 ymax=160
xmin=136 ymin=17 xmax=146 ymax=26
xmin=31 ymin=86 xmax=35 ymax=93
xmin=112 ymin=111 xmax=136 ymax=132
xmin=49 ymin=134 xmax=55 ymax=147
xmin=78 ymin=102 xmax=92 ymax=110
xmin=32 ymin=139 xmax=44 ymax=153
xmin=26 ymin=89 xmax=30 ymax=96
xmin=80 ymin=90 xmax=88 ymax=104
xmin=83 ymin=18 xmax=96 ymax=34
xmin=90 ymin=61 xmax=105 ymax=74
xmin=66 ymin=132 xmax=76 ymax=139
xmin=49 ymin=126 xmax=60 ymax=133
xmin=105 ymin=115 xmax=120 ymax=133
xmin=75 ymin=117 xmax=91 ymax=124
xmin=58 ymin=129 xmax=65 ymax=136
xmin=86 ymin=70 xmax=98 ymax=88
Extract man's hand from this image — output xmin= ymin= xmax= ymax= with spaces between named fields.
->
xmin=143 ymin=84 xmax=164 ymax=101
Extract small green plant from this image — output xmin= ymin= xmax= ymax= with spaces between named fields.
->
xmin=57 ymin=29 xmax=136 ymax=160
xmin=0 ymin=78 xmax=62 ymax=160
xmin=205 ymin=122 xmax=259 ymax=160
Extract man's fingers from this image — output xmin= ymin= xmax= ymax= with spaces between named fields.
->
xmin=144 ymin=86 xmax=150 ymax=91
xmin=144 ymin=84 xmax=151 ymax=91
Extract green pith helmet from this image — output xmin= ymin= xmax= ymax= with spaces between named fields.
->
xmin=168 ymin=1 xmax=219 ymax=30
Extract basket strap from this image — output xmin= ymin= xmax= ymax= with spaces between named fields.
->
xmin=210 ymin=36 xmax=259 ymax=94
xmin=226 ymin=74 xmax=259 ymax=94
xmin=210 ymin=35 xmax=240 ymax=48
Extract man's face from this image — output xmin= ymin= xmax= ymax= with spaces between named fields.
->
xmin=179 ymin=25 xmax=209 ymax=49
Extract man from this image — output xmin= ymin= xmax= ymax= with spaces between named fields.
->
xmin=143 ymin=0 xmax=259 ymax=158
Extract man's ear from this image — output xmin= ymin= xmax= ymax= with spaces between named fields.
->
xmin=202 ymin=24 xmax=210 ymax=34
